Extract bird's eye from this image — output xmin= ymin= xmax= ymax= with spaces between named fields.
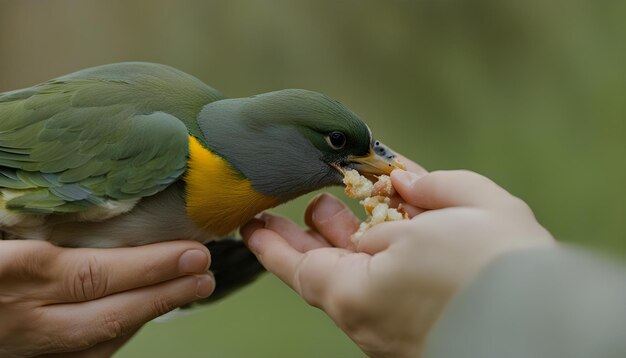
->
xmin=326 ymin=131 xmax=346 ymax=150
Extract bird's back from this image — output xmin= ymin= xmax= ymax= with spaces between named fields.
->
xmin=0 ymin=63 xmax=223 ymax=245
xmin=0 ymin=62 xmax=224 ymax=136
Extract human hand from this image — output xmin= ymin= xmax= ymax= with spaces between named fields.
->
xmin=241 ymin=162 xmax=554 ymax=358
xmin=0 ymin=240 xmax=214 ymax=357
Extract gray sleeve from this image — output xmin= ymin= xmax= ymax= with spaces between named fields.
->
xmin=424 ymin=246 xmax=626 ymax=358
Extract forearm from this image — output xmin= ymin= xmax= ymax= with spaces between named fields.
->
xmin=425 ymin=245 xmax=626 ymax=358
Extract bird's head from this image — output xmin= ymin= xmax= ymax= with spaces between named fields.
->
xmin=197 ymin=89 xmax=404 ymax=201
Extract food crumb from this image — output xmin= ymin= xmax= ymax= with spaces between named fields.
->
xmin=343 ymin=169 xmax=374 ymax=199
xmin=343 ymin=169 xmax=409 ymax=242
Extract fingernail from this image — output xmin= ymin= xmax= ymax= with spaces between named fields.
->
xmin=179 ymin=250 xmax=209 ymax=274
xmin=308 ymin=193 xmax=323 ymax=208
xmin=313 ymin=193 xmax=346 ymax=223
xmin=195 ymin=273 xmax=215 ymax=298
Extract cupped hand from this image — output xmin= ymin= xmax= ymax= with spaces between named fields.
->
xmin=0 ymin=239 xmax=214 ymax=357
xmin=241 ymin=161 xmax=554 ymax=358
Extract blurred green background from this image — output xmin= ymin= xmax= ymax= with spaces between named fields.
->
xmin=1 ymin=0 xmax=625 ymax=357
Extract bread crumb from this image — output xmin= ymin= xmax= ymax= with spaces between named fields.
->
xmin=372 ymin=176 xmax=395 ymax=197
xmin=343 ymin=169 xmax=409 ymax=242
xmin=343 ymin=169 xmax=374 ymax=199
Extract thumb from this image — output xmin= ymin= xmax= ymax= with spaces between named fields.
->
xmin=391 ymin=169 xmax=513 ymax=209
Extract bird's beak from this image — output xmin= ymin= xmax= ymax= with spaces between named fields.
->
xmin=338 ymin=140 xmax=406 ymax=178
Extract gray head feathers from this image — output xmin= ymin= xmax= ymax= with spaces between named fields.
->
xmin=197 ymin=89 xmax=371 ymax=199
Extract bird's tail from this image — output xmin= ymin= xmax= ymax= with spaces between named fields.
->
xmin=185 ymin=237 xmax=265 ymax=306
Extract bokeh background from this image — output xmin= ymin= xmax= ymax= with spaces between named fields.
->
xmin=1 ymin=0 xmax=625 ymax=357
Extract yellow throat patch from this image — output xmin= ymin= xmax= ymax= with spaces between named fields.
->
xmin=185 ymin=136 xmax=281 ymax=237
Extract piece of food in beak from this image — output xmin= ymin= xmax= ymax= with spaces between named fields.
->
xmin=343 ymin=169 xmax=374 ymax=198
xmin=342 ymin=169 xmax=409 ymax=242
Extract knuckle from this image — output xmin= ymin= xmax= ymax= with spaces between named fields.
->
xmin=18 ymin=332 xmax=60 ymax=356
xmin=100 ymin=312 xmax=130 ymax=340
xmin=37 ymin=322 xmax=94 ymax=353
xmin=58 ymin=312 xmax=131 ymax=347
xmin=53 ymin=330 xmax=93 ymax=352
xmin=0 ymin=241 xmax=59 ymax=281
xmin=69 ymin=254 xmax=108 ymax=301
xmin=16 ymin=309 xmax=120 ymax=354
xmin=151 ymin=295 xmax=177 ymax=316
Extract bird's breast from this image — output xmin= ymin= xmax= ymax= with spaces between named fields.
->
xmin=185 ymin=136 xmax=281 ymax=236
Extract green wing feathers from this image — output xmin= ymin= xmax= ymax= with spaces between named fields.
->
xmin=0 ymin=62 xmax=222 ymax=214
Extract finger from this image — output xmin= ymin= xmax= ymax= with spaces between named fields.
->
xmin=82 ymin=326 xmax=139 ymax=357
xmin=356 ymin=220 xmax=413 ymax=255
xmin=244 ymin=228 xmax=304 ymax=286
xmin=45 ymin=240 xmax=210 ymax=303
xmin=43 ymin=273 xmax=215 ymax=351
xmin=40 ymin=326 xmax=141 ymax=357
xmin=240 ymin=217 xmax=266 ymax=243
xmin=261 ymin=213 xmax=330 ymax=251
xmin=245 ymin=227 xmax=351 ymax=308
xmin=391 ymin=169 xmax=512 ymax=209
xmin=399 ymin=203 xmax=425 ymax=218
xmin=0 ymin=240 xmax=61 ymax=283
xmin=388 ymin=194 xmax=426 ymax=218
xmin=241 ymin=217 xmax=329 ymax=252
xmin=396 ymin=154 xmax=428 ymax=176
xmin=304 ymin=229 xmax=332 ymax=247
xmin=304 ymin=193 xmax=360 ymax=250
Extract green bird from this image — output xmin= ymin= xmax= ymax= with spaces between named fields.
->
xmin=0 ymin=62 xmax=403 ymax=299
